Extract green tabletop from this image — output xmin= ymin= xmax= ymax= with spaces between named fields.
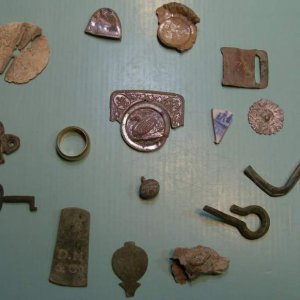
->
xmin=0 ymin=1 xmax=299 ymax=299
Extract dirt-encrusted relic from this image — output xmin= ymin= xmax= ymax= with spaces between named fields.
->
xmin=49 ymin=208 xmax=90 ymax=287
xmin=221 ymin=47 xmax=268 ymax=89
xmin=248 ymin=99 xmax=284 ymax=135
xmin=0 ymin=22 xmax=49 ymax=84
xmin=85 ymin=8 xmax=122 ymax=39
xmin=0 ymin=184 xmax=37 ymax=211
xmin=0 ymin=122 xmax=20 ymax=164
xmin=112 ymin=242 xmax=148 ymax=297
xmin=156 ymin=2 xmax=200 ymax=52
xmin=139 ymin=177 xmax=160 ymax=200
xmin=244 ymin=163 xmax=300 ymax=197
xmin=110 ymin=90 xmax=184 ymax=152
xmin=203 ymin=204 xmax=270 ymax=240
xmin=171 ymin=245 xmax=230 ymax=284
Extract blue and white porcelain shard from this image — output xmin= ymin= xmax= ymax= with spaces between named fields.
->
xmin=212 ymin=109 xmax=233 ymax=144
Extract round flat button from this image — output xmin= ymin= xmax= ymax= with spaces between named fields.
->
xmin=56 ymin=126 xmax=90 ymax=161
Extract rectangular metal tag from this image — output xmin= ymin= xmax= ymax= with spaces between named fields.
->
xmin=49 ymin=208 xmax=90 ymax=287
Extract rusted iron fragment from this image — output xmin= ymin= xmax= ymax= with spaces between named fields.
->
xmin=248 ymin=99 xmax=284 ymax=135
xmin=49 ymin=208 xmax=90 ymax=287
xmin=110 ymin=90 xmax=184 ymax=152
xmin=139 ymin=177 xmax=160 ymax=200
xmin=156 ymin=2 xmax=200 ymax=52
xmin=0 ymin=184 xmax=36 ymax=211
xmin=221 ymin=47 xmax=268 ymax=89
xmin=112 ymin=242 xmax=148 ymax=297
xmin=0 ymin=22 xmax=49 ymax=84
xmin=171 ymin=245 xmax=230 ymax=284
xmin=0 ymin=122 xmax=20 ymax=164
xmin=203 ymin=205 xmax=270 ymax=240
xmin=244 ymin=163 xmax=300 ymax=197
xmin=85 ymin=8 xmax=122 ymax=39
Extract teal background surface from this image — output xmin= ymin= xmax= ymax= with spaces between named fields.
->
xmin=0 ymin=1 xmax=299 ymax=299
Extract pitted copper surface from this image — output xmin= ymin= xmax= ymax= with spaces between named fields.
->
xmin=110 ymin=90 xmax=184 ymax=152
xmin=156 ymin=2 xmax=200 ymax=52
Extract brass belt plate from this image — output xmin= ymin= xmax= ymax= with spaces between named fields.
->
xmin=110 ymin=90 xmax=184 ymax=152
xmin=221 ymin=47 xmax=269 ymax=89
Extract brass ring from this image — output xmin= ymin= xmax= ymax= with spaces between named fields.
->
xmin=56 ymin=126 xmax=90 ymax=161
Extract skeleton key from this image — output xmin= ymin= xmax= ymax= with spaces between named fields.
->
xmin=0 ymin=184 xmax=37 ymax=211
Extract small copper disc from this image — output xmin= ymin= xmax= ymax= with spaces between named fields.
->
xmin=248 ymin=99 xmax=284 ymax=135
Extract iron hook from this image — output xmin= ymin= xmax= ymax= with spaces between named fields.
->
xmin=244 ymin=163 xmax=300 ymax=197
xmin=203 ymin=204 xmax=270 ymax=240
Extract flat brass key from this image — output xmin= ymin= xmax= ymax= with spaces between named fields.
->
xmin=0 ymin=184 xmax=37 ymax=211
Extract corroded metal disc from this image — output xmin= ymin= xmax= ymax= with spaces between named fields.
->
xmin=0 ymin=22 xmax=49 ymax=84
xmin=49 ymin=208 xmax=90 ymax=287
xmin=248 ymin=99 xmax=284 ymax=135
xmin=156 ymin=2 xmax=200 ymax=52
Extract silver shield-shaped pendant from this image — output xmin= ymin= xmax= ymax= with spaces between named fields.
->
xmin=49 ymin=208 xmax=90 ymax=287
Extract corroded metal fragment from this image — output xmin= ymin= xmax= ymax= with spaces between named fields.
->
xmin=171 ymin=245 xmax=229 ymax=284
xmin=0 ymin=184 xmax=36 ymax=211
xmin=139 ymin=177 xmax=160 ymax=200
xmin=112 ymin=242 xmax=148 ymax=297
xmin=248 ymin=99 xmax=284 ymax=135
xmin=156 ymin=2 xmax=200 ymax=52
xmin=110 ymin=90 xmax=184 ymax=152
xmin=0 ymin=122 xmax=20 ymax=164
xmin=49 ymin=208 xmax=90 ymax=287
xmin=221 ymin=47 xmax=268 ymax=89
xmin=244 ymin=163 xmax=300 ymax=197
xmin=85 ymin=8 xmax=122 ymax=39
xmin=203 ymin=205 xmax=270 ymax=240
xmin=0 ymin=22 xmax=49 ymax=84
